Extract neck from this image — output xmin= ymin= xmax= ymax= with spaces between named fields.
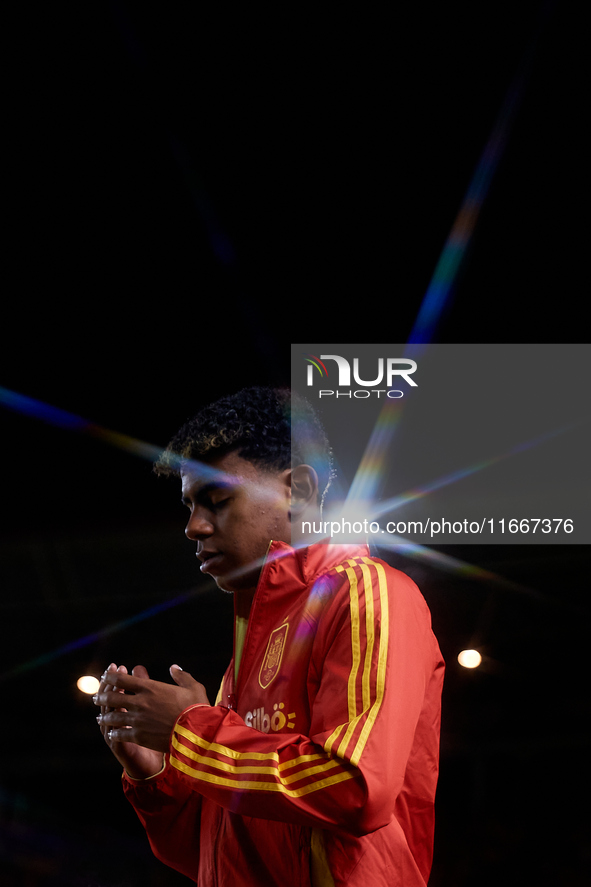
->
xmin=235 ymin=587 xmax=256 ymax=619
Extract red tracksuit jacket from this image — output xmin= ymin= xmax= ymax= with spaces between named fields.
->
xmin=123 ymin=541 xmax=444 ymax=885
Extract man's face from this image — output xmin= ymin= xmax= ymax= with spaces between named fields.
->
xmin=180 ymin=451 xmax=292 ymax=595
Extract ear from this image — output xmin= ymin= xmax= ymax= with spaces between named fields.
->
xmin=289 ymin=464 xmax=319 ymax=518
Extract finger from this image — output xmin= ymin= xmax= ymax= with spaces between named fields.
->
xmin=106 ymin=728 xmax=136 ymax=744
xmin=99 ymin=710 xmax=135 ymax=729
xmin=95 ymin=688 xmax=141 ymax=709
xmin=132 ymin=664 xmax=150 ymax=679
xmin=97 ymin=663 xmax=117 ymax=720
xmin=97 ymin=663 xmax=118 ymax=740
xmin=170 ymin=664 xmax=193 ymax=686
xmin=170 ymin=666 xmax=210 ymax=705
xmin=97 ymin=708 xmax=132 ymax=742
xmin=100 ymin=662 xmax=117 ymax=683
xmin=111 ymin=667 xmax=131 ymax=723
xmin=100 ymin=670 xmax=146 ymax=693
xmin=116 ymin=664 xmax=129 ymax=693
xmin=92 ymin=665 xmax=140 ymax=702
xmin=99 ymin=663 xmax=117 ymax=697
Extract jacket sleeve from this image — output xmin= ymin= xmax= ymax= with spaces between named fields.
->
xmin=122 ymin=756 xmax=203 ymax=879
xmin=166 ymin=557 xmax=444 ymax=837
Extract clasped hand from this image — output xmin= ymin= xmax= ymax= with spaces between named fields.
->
xmin=94 ymin=663 xmax=210 ymax=778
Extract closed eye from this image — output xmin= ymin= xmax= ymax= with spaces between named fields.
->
xmin=181 ymin=495 xmax=230 ymax=512
xmin=209 ymin=497 xmax=231 ymax=511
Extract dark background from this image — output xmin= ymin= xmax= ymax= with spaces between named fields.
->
xmin=1 ymin=2 xmax=588 ymax=885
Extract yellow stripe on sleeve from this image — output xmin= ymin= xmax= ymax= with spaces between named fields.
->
xmin=171 ymin=734 xmax=343 ymax=784
xmin=360 ymin=563 xmax=376 ymax=713
xmin=349 ymin=558 xmax=389 ymax=766
xmin=324 ymin=560 xmax=389 ymax=764
xmin=345 ymin=566 xmax=361 ymax=722
xmin=174 ymin=723 xmax=327 ymax=772
xmin=324 ymin=563 xmax=361 ymax=757
xmin=170 ymin=754 xmax=356 ymax=797
xmin=335 ymin=562 xmax=379 ymax=759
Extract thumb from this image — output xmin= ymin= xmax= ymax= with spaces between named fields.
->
xmin=170 ymin=664 xmax=195 ymax=686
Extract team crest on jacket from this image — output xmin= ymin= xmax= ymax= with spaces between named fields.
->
xmin=259 ymin=622 xmax=289 ymax=689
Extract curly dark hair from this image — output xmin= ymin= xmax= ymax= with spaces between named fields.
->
xmin=154 ymin=387 xmax=335 ymax=505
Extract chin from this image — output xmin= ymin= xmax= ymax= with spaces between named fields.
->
xmin=214 ymin=567 xmax=260 ymax=596
xmin=212 ymin=574 xmax=235 ymax=594
xmin=214 ymin=573 xmax=245 ymax=594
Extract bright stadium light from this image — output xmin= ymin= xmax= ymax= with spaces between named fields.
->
xmin=457 ymin=649 xmax=482 ymax=669
xmin=77 ymin=675 xmax=100 ymax=694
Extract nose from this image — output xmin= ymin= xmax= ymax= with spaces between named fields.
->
xmin=185 ymin=508 xmax=215 ymax=541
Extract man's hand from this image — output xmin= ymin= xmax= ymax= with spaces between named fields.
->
xmin=95 ymin=663 xmax=210 ymax=779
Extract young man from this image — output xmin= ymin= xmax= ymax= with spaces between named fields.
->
xmin=95 ymin=387 xmax=444 ymax=886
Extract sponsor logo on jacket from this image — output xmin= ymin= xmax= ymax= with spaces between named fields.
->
xmin=245 ymin=703 xmax=296 ymax=733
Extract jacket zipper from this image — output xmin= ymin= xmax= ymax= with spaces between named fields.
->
xmin=233 ymin=538 xmax=275 ymax=706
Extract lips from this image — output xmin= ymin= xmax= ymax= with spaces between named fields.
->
xmin=197 ymin=551 xmax=224 ymax=573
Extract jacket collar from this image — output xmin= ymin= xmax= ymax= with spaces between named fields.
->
xmin=233 ymin=539 xmax=372 ymax=627
xmin=262 ymin=538 xmax=371 ymax=590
